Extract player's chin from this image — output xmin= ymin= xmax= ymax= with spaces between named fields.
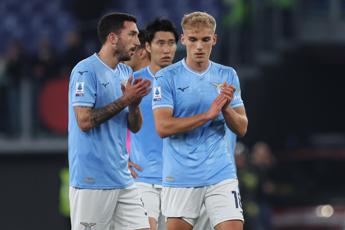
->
xmin=120 ymin=54 xmax=131 ymax=62
xmin=194 ymin=55 xmax=206 ymax=62
xmin=159 ymin=61 xmax=172 ymax=68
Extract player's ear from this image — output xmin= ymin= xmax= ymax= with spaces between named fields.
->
xmin=108 ymin=32 xmax=118 ymax=46
xmin=213 ymin=34 xmax=217 ymax=46
xmin=138 ymin=48 xmax=145 ymax=58
xmin=180 ymin=34 xmax=186 ymax=46
xmin=145 ymin=41 xmax=151 ymax=54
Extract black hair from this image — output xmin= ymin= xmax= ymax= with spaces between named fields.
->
xmin=138 ymin=29 xmax=148 ymax=48
xmin=97 ymin=12 xmax=137 ymax=44
xmin=145 ymin=18 xmax=179 ymax=44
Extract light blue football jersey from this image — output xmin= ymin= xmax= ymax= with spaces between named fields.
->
xmin=68 ymin=53 xmax=133 ymax=189
xmin=226 ymin=129 xmax=238 ymax=177
xmin=152 ymin=59 xmax=244 ymax=187
xmin=130 ymin=66 xmax=163 ymax=185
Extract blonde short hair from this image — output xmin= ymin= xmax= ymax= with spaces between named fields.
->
xmin=181 ymin=11 xmax=216 ymax=32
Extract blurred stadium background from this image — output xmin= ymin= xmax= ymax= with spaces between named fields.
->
xmin=1 ymin=0 xmax=345 ymax=229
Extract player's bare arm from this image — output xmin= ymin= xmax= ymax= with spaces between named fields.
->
xmin=222 ymin=106 xmax=248 ymax=137
xmin=153 ymin=94 xmax=228 ymax=138
xmin=126 ymin=76 xmax=151 ymax=132
xmin=74 ymin=76 xmax=150 ymax=132
xmin=74 ymin=98 xmax=130 ymax=132
xmin=220 ymin=82 xmax=248 ymax=137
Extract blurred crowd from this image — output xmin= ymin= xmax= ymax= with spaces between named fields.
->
xmin=235 ymin=141 xmax=278 ymax=230
xmin=0 ymin=31 xmax=85 ymax=137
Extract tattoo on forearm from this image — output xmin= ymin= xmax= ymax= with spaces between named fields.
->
xmin=128 ymin=106 xmax=142 ymax=132
xmin=90 ymin=97 xmax=128 ymax=127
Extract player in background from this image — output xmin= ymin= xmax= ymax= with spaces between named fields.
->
xmin=124 ymin=29 xmax=151 ymax=155
xmin=129 ymin=17 xmax=178 ymax=230
xmin=125 ymin=29 xmax=150 ymax=72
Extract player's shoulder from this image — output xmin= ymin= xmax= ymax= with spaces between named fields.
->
xmin=156 ymin=60 xmax=184 ymax=78
xmin=70 ymin=54 xmax=97 ymax=79
xmin=211 ymin=61 xmax=239 ymax=80
xmin=211 ymin=61 xmax=236 ymax=73
xmin=133 ymin=66 xmax=149 ymax=78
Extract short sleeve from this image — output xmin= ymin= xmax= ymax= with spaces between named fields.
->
xmin=152 ymin=70 xmax=174 ymax=110
xmin=70 ymin=66 xmax=96 ymax=108
xmin=229 ymin=68 xmax=244 ymax=108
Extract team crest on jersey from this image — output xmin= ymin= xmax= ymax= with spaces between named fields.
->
xmin=75 ymin=82 xmax=85 ymax=96
xmin=80 ymin=222 xmax=96 ymax=230
xmin=153 ymin=86 xmax=161 ymax=101
xmin=210 ymin=82 xmax=224 ymax=94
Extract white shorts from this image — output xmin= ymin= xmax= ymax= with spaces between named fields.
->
xmin=162 ymin=179 xmax=243 ymax=228
xmin=69 ymin=185 xmax=150 ymax=230
xmin=193 ymin=205 xmax=213 ymax=230
xmin=135 ymin=182 xmax=163 ymax=222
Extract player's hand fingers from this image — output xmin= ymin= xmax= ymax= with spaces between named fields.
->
xmin=217 ymin=96 xmax=228 ymax=108
xmin=127 ymin=76 xmax=133 ymax=87
xmin=217 ymin=94 xmax=228 ymax=104
xmin=133 ymin=77 xmax=143 ymax=85
xmin=121 ymin=83 xmax=125 ymax=94
xmin=129 ymin=161 xmax=143 ymax=171
xmin=221 ymin=91 xmax=234 ymax=103
xmin=129 ymin=167 xmax=138 ymax=178
xmin=221 ymin=85 xmax=235 ymax=93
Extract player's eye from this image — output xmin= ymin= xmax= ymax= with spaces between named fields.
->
xmin=202 ymin=37 xmax=211 ymax=42
xmin=168 ymin=40 xmax=176 ymax=46
xmin=129 ymin=31 xmax=137 ymax=36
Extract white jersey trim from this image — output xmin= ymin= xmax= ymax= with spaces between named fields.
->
xmin=181 ymin=59 xmax=212 ymax=76
xmin=152 ymin=104 xmax=174 ymax=110
xmin=73 ymin=102 xmax=94 ymax=107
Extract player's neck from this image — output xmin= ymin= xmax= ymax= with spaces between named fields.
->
xmin=185 ymin=57 xmax=209 ymax=73
xmin=149 ymin=63 xmax=161 ymax=75
xmin=140 ymin=59 xmax=151 ymax=71
xmin=97 ymin=46 xmax=120 ymax=69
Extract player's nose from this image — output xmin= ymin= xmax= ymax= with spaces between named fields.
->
xmin=134 ymin=35 xmax=140 ymax=47
xmin=196 ymin=41 xmax=203 ymax=50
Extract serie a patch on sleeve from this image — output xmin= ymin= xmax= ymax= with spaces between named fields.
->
xmin=153 ymin=86 xmax=161 ymax=101
xmin=75 ymin=82 xmax=85 ymax=96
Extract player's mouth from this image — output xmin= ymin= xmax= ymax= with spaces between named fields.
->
xmin=161 ymin=56 xmax=172 ymax=62
xmin=195 ymin=53 xmax=205 ymax=57
xmin=129 ymin=47 xmax=137 ymax=56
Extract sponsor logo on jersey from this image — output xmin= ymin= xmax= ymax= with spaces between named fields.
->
xmin=101 ymin=82 xmax=110 ymax=88
xmin=78 ymin=70 xmax=88 ymax=76
xmin=154 ymin=75 xmax=163 ymax=80
xmin=177 ymin=86 xmax=189 ymax=92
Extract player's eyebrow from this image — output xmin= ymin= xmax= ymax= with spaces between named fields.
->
xmin=129 ymin=30 xmax=139 ymax=35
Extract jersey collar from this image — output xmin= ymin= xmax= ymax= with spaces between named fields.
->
xmin=93 ymin=53 xmax=117 ymax=73
xmin=147 ymin=66 xmax=155 ymax=79
xmin=182 ymin=58 xmax=212 ymax=77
